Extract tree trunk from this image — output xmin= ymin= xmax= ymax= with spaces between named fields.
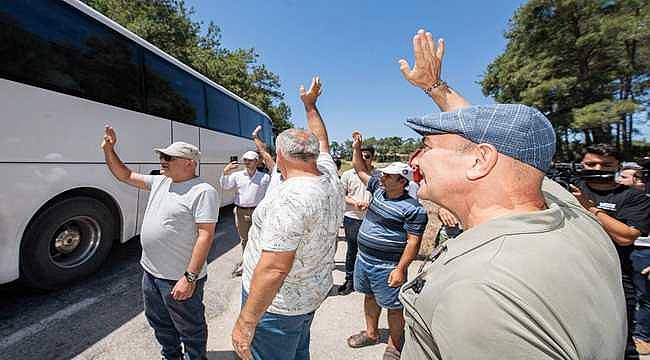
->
xmin=584 ymin=130 xmax=591 ymax=145
xmin=616 ymin=122 xmax=621 ymax=152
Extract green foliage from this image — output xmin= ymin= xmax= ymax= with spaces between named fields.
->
xmin=81 ymin=0 xmax=292 ymax=132
xmin=573 ymin=99 xmax=639 ymax=129
xmin=481 ymin=0 xmax=650 ymax=153
xmin=332 ymin=137 xmax=421 ymax=162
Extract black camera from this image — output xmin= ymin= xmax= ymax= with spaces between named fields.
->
xmin=548 ymin=163 xmax=617 ymax=190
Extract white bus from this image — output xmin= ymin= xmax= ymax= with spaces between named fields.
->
xmin=0 ymin=0 xmax=275 ymax=289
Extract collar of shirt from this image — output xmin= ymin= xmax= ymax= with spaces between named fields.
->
xmin=442 ymin=202 xmax=564 ymax=264
xmin=244 ymin=169 xmax=258 ymax=177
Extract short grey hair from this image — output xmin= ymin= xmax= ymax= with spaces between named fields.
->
xmin=276 ymin=128 xmax=319 ymax=161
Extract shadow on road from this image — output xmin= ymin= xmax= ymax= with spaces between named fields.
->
xmin=0 ymin=205 xmax=239 ymax=360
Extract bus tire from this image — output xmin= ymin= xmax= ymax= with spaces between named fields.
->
xmin=20 ymin=196 xmax=116 ymax=290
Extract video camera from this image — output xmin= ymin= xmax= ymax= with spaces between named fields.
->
xmin=547 ymin=163 xmax=617 ymax=190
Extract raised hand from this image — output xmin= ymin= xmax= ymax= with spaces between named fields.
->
xmin=223 ymin=161 xmax=240 ymax=176
xmin=252 ymin=125 xmax=262 ymax=139
xmin=299 ymin=76 xmax=322 ymax=109
xmin=351 ymin=130 xmax=363 ymax=151
xmin=438 ymin=207 xmax=459 ymax=227
xmin=101 ymin=125 xmax=117 ymax=151
xmin=399 ymin=29 xmax=445 ymax=89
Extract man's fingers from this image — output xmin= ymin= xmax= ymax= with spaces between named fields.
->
xmin=436 ymin=38 xmax=445 ymax=61
xmin=422 ymin=31 xmax=434 ymax=58
xmin=412 ymin=32 xmax=425 ymax=67
xmin=299 ymin=84 xmax=306 ymax=96
xmin=398 ymin=59 xmax=412 ymax=79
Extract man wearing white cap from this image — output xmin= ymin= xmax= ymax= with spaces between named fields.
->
xmin=101 ymin=126 xmax=219 ymax=360
xmin=347 ymin=131 xmax=428 ymax=360
xmin=221 ymin=150 xmax=271 ymax=276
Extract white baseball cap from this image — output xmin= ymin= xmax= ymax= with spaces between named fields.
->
xmin=242 ymin=151 xmax=259 ymax=160
xmin=379 ymin=162 xmax=413 ymax=181
xmin=154 ymin=142 xmax=200 ymax=162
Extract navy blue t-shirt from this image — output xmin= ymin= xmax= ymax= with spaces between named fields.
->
xmin=357 ymin=176 xmax=428 ymax=256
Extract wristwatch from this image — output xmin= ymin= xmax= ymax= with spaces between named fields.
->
xmin=184 ymin=270 xmax=199 ymax=283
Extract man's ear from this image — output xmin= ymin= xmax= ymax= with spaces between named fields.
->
xmin=466 ymin=143 xmax=498 ymax=181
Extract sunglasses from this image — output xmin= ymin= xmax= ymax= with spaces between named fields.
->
xmin=159 ymin=154 xmax=177 ymax=162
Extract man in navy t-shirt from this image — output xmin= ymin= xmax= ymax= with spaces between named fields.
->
xmin=571 ymin=143 xmax=650 ymax=356
xmin=346 ymin=131 xmax=428 ymax=359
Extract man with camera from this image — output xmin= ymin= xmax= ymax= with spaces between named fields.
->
xmin=221 ymin=150 xmax=271 ymax=276
xmin=571 ymin=144 xmax=650 ymax=356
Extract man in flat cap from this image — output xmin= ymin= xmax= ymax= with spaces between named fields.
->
xmin=102 ymin=127 xmax=219 ymax=360
xmin=397 ymin=30 xmax=626 ymax=359
xmin=221 ymin=149 xmax=271 ymax=276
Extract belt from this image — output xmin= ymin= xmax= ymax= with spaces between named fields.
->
xmin=358 ymin=243 xmax=403 ymax=262
xmin=235 ymin=205 xmax=256 ymax=210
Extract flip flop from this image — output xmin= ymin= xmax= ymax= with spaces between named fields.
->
xmin=347 ymin=330 xmax=379 ymax=348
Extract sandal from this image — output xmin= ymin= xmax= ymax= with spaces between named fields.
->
xmin=383 ymin=346 xmax=401 ymax=360
xmin=347 ymin=330 xmax=379 ymax=348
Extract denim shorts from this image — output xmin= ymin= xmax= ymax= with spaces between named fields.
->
xmin=353 ymin=251 xmax=403 ymax=309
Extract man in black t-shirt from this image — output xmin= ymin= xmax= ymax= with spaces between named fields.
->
xmin=571 ymin=144 xmax=650 ymax=357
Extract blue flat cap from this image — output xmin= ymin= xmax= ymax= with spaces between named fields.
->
xmin=405 ymin=104 xmax=556 ymax=172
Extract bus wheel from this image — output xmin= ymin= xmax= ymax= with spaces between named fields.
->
xmin=20 ymin=197 xmax=116 ymax=290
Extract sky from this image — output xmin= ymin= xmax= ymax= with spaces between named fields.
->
xmin=183 ymin=0 xmax=530 ymax=142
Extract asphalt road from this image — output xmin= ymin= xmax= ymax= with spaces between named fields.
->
xmin=0 ymin=206 xmax=241 ymax=360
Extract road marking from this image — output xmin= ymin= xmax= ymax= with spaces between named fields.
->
xmin=0 ymin=297 xmax=100 ymax=349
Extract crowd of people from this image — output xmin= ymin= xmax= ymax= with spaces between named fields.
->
xmin=101 ymin=29 xmax=650 ymax=360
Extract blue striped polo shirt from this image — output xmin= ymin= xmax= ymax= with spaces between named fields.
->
xmin=357 ymin=176 xmax=428 ymax=257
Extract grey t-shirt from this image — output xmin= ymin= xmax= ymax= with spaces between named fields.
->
xmin=400 ymin=178 xmax=626 ymax=359
xmin=140 ymin=175 xmax=219 ymax=280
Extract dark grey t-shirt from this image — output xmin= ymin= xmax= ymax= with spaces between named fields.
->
xmin=140 ymin=175 xmax=219 ymax=280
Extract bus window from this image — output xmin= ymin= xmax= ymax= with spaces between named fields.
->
xmin=206 ymin=87 xmax=241 ymax=136
xmin=144 ymin=52 xmax=206 ymax=126
xmin=239 ymin=104 xmax=262 ymax=138
xmin=262 ymin=119 xmax=274 ymax=149
xmin=0 ymin=0 xmax=143 ymax=112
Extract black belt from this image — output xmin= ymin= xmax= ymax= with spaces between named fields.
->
xmin=236 ymin=205 xmax=256 ymax=210
xmin=358 ymin=243 xmax=403 ymax=262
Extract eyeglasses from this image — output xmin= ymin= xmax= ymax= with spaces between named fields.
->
xmin=159 ymin=154 xmax=177 ymax=162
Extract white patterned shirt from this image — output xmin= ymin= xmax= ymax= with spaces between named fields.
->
xmin=242 ymin=153 xmax=344 ymax=315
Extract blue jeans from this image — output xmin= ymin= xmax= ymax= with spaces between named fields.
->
xmin=142 ymin=271 xmax=208 ymax=360
xmin=343 ymin=216 xmax=363 ymax=281
xmin=632 ymin=247 xmax=650 ymax=341
xmin=242 ymin=290 xmax=315 ymax=360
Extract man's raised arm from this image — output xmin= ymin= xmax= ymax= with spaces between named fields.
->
xmin=300 ymin=76 xmax=329 ymax=153
xmin=399 ymin=29 xmax=471 ymax=112
xmin=351 ymin=131 xmax=371 ymax=186
xmin=101 ymin=126 xmax=147 ymax=190
xmin=252 ymin=125 xmax=276 ymax=170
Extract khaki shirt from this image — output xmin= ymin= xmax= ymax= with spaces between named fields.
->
xmin=400 ymin=179 xmax=626 ymax=360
